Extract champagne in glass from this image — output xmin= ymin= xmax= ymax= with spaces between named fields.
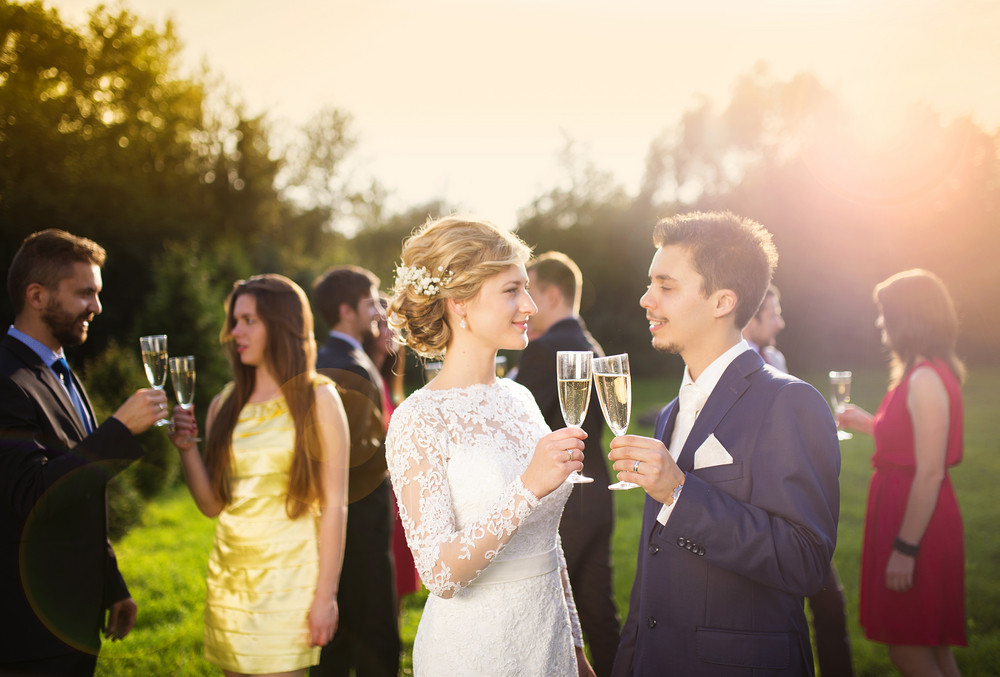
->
xmin=829 ymin=370 xmax=853 ymax=441
xmin=556 ymin=351 xmax=595 ymax=484
xmin=592 ymin=353 xmax=636 ymax=490
xmin=139 ymin=334 xmax=170 ymax=426
xmin=169 ymin=355 xmax=200 ymax=441
xmin=169 ymin=356 xmax=196 ymax=409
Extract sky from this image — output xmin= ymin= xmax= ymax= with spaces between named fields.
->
xmin=47 ymin=0 xmax=1000 ymax=226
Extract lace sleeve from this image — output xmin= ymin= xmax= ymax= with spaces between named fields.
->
xmin=556 ymin=533 xmax=583 ymax=647
xmin=386 ymin=401 xmax=541 ymax=599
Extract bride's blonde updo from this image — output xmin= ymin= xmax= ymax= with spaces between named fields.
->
xmin=388 ymin=215 xmax=532 ymax=358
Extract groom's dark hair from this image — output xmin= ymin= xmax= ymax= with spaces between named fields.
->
xmin=653 ymin=211 xmax=778 ymax=329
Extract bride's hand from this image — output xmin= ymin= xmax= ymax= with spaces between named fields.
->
xmin=521 ymin=427 xmax=586 ymax=498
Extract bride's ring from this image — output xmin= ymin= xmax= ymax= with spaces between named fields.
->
xmin=566 ymin=450 xmax=573 ymax=462
xmin=632 ymin=460 xmax=641 ymax=474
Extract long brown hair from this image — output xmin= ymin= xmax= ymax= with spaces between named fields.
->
xmin=874 ymin=269 xmax=965 ymax=386
xmin=204 ymin=274 xmax=323 ymax=518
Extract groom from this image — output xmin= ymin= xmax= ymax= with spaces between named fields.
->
xmin=608 ymin=212 xmax=840 ymax=676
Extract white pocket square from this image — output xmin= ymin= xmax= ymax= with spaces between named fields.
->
xmin=693 ymin=434 xmax=734 ymax=470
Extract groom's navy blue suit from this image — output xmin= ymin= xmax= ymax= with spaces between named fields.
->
xmin=613 ymin=350 xmax=840 ymax=676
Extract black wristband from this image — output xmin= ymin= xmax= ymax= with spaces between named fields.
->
xmin=893 ymin=537 xmax=919 ymax=557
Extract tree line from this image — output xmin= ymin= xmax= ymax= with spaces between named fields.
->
xmin=3 ymin=1 xmax=998 ymax=530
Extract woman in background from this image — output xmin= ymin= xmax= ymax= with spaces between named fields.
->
xmin=838 ymin=269 xmax=966 ymax=677
xmin=170 ymin=274 xmax=350 ymax=676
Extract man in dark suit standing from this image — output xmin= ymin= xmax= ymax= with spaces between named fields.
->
xmin=1 ymin=229 xmax=168 ymax=676
xmin=312 ymin=265 xmax=400 ymax=677
xmin=608 ymin=212 xmax=840 ymax=676
xmin=514 ymin=251 xmax=620 ymax=677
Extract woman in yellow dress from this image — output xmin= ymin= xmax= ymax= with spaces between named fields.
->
xmin=169 ymin=274 xmax=350 ymax=676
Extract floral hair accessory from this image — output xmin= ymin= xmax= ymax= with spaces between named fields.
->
xmin=394 ymin=265 xmax=453 ymax=297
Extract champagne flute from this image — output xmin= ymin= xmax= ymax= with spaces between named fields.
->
xmin=556 ymin=351 xmax=595 ymax=484
xmin=592 ymin=353 xmax=636 ymax=490
xmin=139 ymin=334 xmax=170 ymax=426
xmin=829 ymin=370 xmax=853 ymax=440
xmin=169 ymin=355 xmax=200 ymax=441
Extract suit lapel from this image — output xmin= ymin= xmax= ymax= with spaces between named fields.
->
xmin=3 ymin=336 xmax=88 ymax=440
xmin=675 ymin=350 xmax=761 ymax=472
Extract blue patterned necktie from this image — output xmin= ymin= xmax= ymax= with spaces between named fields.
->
xmin=51 ymin=357 xmax=73 ymax=386
xmin=51 ymin=357 xmax=92 ymax=432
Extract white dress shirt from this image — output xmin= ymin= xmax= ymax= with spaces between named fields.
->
xmin=656 ymin=339 xmax=752 ymax=525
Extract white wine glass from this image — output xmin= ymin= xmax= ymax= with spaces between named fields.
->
xmin=556 ymin=351 xmax=595 ymax=484
xmin=592 ymin=353 xmax=636 ymax=490
xmin=169 ymin=355 xmax=200 ymax=441
xmin=139 ymin=334 xmax=170 ymax=426
xmin=829 ymin=370 xmax=853 ymax=441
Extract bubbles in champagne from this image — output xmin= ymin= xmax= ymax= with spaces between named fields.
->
xmin=594 ymin=372 xmax=631 ymax=436
xmin=142 ymin=350 xmax=168 ymax=389
xmin=558 ymin=378 xmax=591 ymax=427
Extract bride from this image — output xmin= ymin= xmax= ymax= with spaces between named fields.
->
xmin=385 ymin=216 xmax=596 ymax=676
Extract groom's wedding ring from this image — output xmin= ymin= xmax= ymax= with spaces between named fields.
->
xmin=632 ymin=460 xmax=641 ymax=474
xmin=566 ymin=450 xmax=574 ymax=462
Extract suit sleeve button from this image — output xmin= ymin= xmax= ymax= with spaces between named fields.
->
xmin=648 ymin=544 xmax=659 ymax=555
xmin=698 ymin=547 xmax=705 ymax=556
xmin=677 ymin=537 xmax=686 ymax=547
xmin=647 ymin=617 xmax=657 ymax=629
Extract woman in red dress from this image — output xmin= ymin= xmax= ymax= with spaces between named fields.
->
xmin=838 ymin=269 xmax=966 ymax=676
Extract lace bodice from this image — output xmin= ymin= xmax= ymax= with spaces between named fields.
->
xmin=386 ymin=378 xmax=582 ymax=646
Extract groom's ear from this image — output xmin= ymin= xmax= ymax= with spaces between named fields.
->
xmin=711 ymin=288 xmax=738 ymax=319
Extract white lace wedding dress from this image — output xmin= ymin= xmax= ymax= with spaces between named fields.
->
xmin=386 ymin=378 xmax=582 ymax=676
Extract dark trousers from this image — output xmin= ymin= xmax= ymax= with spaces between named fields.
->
xmin=315 ymin=478 xmax=400 ymax=677
xmin=560 ymin=517 xmax=621 ymax=677
xmin=0 ymin=650 xmax=97 ymax=677
xmin=807 ymin=563 xmax=855 ymax=677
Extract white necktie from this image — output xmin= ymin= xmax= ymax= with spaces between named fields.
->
xmin=657 ymin=383 xmax=709 ymax=525
xmin=669 ymin=383 xmax=709 ymax=462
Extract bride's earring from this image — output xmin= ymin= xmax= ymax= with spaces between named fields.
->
xmin=459 ymin=317 xmax=467 ymax=329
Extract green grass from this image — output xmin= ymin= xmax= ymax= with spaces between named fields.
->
xmin=98 ymin=367 xmax=1000 ymax=675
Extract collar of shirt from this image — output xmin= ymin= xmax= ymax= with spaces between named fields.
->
xmin=328 ymin=330 xmax=364 ymax=353
xmin=7 ymin=325 xmax=65 ymax=369
xmin=680 ymin=339 xmax=752 ymax=401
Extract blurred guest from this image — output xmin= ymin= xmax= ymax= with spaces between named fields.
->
xmin=168 ymin=274 xmax=349 ymax=676
xmin=363 ymin=297 xmax=422 ymax=609
xmin=515 ymin=251 xmax=620 ymax=677
xmin=312 ymin=266 xmax=400 ymax=677
xmin=837 ymin=269 xmax=966 ymax=677
xmin=742 ymin=284 xmax=787 ymax=372
xmin=1 ymin=229 xmax=167 ymax=676
xmin=743 ymin=284 xmax=855 ymax=677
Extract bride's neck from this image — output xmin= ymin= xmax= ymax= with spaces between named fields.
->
xmin=430 ymin=344 xmax=497 ymax=389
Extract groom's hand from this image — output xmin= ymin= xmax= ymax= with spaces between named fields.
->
xmin=609 ymin=435 xmax=685 ymax=504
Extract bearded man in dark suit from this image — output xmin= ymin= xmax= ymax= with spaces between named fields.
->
xmin=514 ymin=251 xmax=621 ymax=677
xmin=312 ymin=265 xmax=400 ymax=677
xmin=1 ymin=230 xmax=167 ymax=676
